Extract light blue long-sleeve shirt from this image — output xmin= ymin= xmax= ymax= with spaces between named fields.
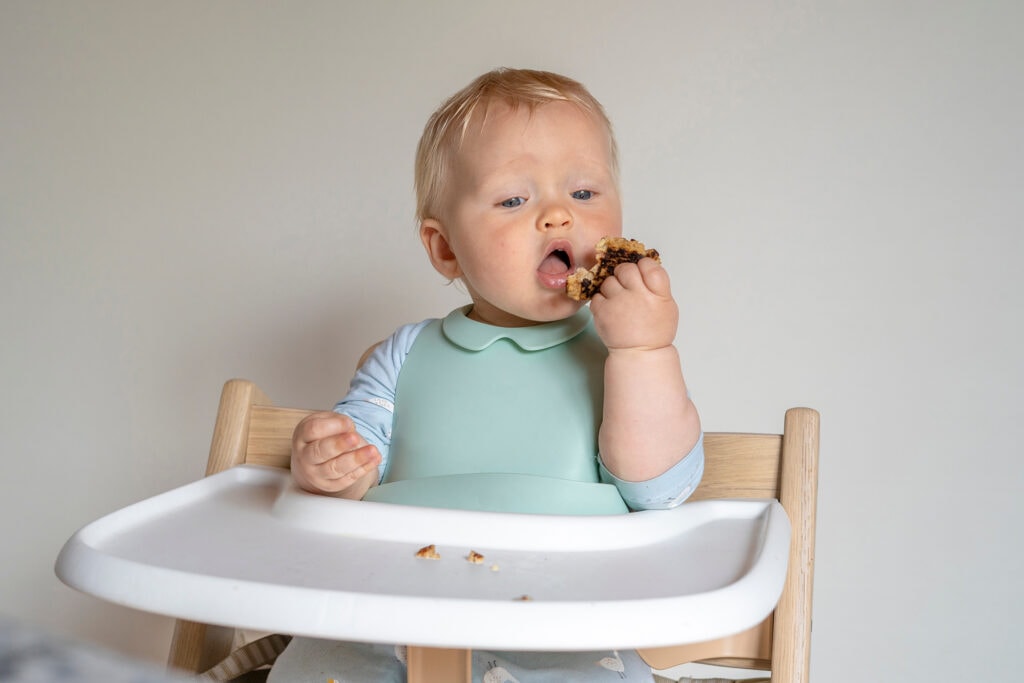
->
xmin=334 ymin=317 xmax=703 ymax=511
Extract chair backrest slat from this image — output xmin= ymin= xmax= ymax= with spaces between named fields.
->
xmin=244 ymin=405 xmax=311 ymax=468
xmin=688 ymin=433 xmax=782 ymax=501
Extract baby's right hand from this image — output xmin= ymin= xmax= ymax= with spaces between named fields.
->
xmin=290 ymin=411 xmax=381 ymax=498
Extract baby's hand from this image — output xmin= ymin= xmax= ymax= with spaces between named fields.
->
xmin=291 ymin=411 xmax=381 ymax=498
xmin=589 ymin=257 xmax=678 ymax=351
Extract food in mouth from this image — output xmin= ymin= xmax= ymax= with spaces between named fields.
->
xmin=566 ymin=237 xmax=661 ymax=301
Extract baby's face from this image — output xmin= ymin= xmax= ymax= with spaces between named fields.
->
xmin=435 ymin=100 xmax=622 ymax=327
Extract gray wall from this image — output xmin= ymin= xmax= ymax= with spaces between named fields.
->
xmin=2 ymin=2 xmax=1021 ymax=680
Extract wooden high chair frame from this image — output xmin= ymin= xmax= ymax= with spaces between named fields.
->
xmin=167 ymin=379 xmax=819 ymax=683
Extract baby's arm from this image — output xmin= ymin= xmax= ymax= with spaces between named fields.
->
xmin=290 ymin=318 xmax=432 ymax=499
xmin=291 ymin=411 xmax=381 ymax=499
xmin=589 ymin=258 xmax=701 ymax=483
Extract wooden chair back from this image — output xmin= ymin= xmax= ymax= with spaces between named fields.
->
xmin=167 ymin=379 xmax=819 ymax=683
xmin=637 ymin=406 xmax=819 ymax=683
xmin=167 ymin=380 xmax=310 ymax=674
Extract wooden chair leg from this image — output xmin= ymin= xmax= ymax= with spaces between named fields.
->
xmin=406 ymin=646 xmax=472 ymax=683
xmin=167 ymin=619 xmax=234 ymax=674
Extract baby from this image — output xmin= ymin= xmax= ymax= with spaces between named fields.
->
xmin=274 ymin=68 xmax=704 ymax=682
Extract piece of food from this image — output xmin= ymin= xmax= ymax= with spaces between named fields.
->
xmin=414 ymin=544 xmax=440 ymax=560
xmin=466 ymin=550 xmax=485 ymax=564
xmin=566 ymin=237 xmax=661 ymax=301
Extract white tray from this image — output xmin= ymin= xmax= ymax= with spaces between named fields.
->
xmin=56 ymin=465 xmax=790 ymax=650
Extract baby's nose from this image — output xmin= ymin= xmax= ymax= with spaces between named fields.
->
xmin=539 ymin=204 xmax=573 ymax=230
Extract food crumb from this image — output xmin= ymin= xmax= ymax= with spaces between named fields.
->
xmin=490 ymin=563 xmax=500 ymax=572
xmin=466 ymin=550 xmax=485 ymax=564
xmin=414 ymin=544 xmax=440 ymax=560
xmin=514 ymin=594 xmax=532 ymax=601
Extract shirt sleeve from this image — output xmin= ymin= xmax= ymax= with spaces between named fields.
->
xmin=598 ymin=432 xmax=705 ymax=511
xmin=333 ymin=319 xmax=431 ymax=481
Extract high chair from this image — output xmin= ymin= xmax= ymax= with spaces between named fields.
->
xmin=160 ymin=379 xmax=818 ymax=683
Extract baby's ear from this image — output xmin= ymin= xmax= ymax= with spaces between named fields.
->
xmin=419 ymin=219 xmax=462 ymax=280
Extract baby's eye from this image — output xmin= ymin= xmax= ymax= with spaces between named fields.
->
xmin=571 ymin=189 xmax=594 ymax=200
xmin=500 ymin=197 xmax=525 ymax=208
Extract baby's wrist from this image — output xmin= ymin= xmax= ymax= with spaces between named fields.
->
xmin=605 ymin=342 xmax=677 ymax=356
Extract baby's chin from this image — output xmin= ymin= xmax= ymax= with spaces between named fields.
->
xmin=469 ymin=296 xmax=583 ymax=328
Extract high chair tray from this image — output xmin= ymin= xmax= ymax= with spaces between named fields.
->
xmin=56 ymin=465 xmax=790 ymax=650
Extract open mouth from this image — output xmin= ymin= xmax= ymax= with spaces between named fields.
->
xmin=539 ymin=248 xmax=572 ymax=275
xmin=537 ymin=243 xmax=576 ymax=290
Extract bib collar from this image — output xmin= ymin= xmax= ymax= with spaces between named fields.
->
xmin=441 ymin=305 xmax=593 ymax=351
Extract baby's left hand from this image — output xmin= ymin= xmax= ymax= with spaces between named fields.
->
xmin=589 ymin=257 xmax=678 ymax=351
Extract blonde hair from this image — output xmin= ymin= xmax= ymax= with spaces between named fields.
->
xmin=414 ymin=68 xmax=618 ymax=222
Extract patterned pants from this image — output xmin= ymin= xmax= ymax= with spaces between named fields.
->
xmin=267 ymin=637 xmax=655 ymax=682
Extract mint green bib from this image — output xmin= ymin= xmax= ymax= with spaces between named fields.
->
xmin=362 ymin=307 xmax=628 ymax=515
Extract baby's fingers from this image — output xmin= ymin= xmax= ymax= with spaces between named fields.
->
xmin=608 ymin=258 xmax=669 ymax=295
xmin=595 ymin=261 xmax=644 ymax=299
xmin=637 ymin=257 xmax=672 ymax=296
xmin=317 ymin=445 xmax=381 ymax=488
xmin=295 ymin=412 xmax=355 ymax=444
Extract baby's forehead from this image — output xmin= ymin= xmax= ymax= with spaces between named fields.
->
xmin=453 ymin=100 xmax=610 ymax=163
xmin=463 ymin=97 xmax=603 ymax=137
xmin=446 ymin=105 xmax=618 ymax=195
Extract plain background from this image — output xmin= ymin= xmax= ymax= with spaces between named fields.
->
xmin=2 ymin=1 xmax=1022 ymax=680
